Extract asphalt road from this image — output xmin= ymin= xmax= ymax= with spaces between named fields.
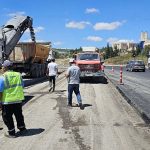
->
xmin=105 ymin=65 xmax=150 ymax=122
xmin=0 ymin=72 xmax=150 ymax=150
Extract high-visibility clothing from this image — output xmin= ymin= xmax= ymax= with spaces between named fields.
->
xmin=2 ymin=71 xmax=24 ymax=104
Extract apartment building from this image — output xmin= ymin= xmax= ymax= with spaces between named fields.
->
xmin=112 ymin=41 xmax=136 ymax=52
xmin=141 ymin=32 xmax=150 ymax=47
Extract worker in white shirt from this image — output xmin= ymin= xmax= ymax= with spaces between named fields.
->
xmin=47 ymin=58 xmax=58 ymax=92
xmin=148 ymin=57 xmax=150 ymax=69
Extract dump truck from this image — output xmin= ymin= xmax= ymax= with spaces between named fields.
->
xmin=0 ymin=15 xmax=50 ymax=77
xmin=9 ymin=42 xmax=50 ymax=78
xmin=74 ymin=47 xmax=106 ymax=82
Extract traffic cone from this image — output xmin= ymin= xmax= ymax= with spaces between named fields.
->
xmin=119 ymin=65 xmax=124 ymax=85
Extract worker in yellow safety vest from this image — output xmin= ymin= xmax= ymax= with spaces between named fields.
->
xmin=0 ymin=60 xmax=26 ymax=138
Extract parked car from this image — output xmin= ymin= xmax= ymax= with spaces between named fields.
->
xmin=126 ymin=60 xmax=145 ymax=72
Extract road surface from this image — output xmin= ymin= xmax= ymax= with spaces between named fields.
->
xmin=0 ymin=72 xmax=150 ymax=150
xmin=104 ymin=66 xmax=150 ymax=121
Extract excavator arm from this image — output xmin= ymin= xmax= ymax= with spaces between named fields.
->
xmin=0 ymin=15 xmax=36 ymax=62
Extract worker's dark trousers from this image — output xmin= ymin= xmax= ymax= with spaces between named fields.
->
xmin=68 ymin=84 xmax=82 ymax=105
xmin=2 ymin=103 xmax=26 ymax=135
xmin=49 ymin=76 xmax=56 ymax=91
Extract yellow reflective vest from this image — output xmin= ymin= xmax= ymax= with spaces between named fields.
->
xmin=2 ymin=71 xmax=24 ymax=104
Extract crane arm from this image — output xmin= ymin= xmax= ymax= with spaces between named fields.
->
xmin=0 ymin=15 xmax=36 ymax=62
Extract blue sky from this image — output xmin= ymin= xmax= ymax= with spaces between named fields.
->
xmin=0 ymin=0 xmax=150 ymax=49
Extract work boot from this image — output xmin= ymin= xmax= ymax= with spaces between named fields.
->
xmin=52 ymin=85 xmax=55 ymax=92
xmin=79 ymin=103 xmax=84 ymax=110
xmin=4 ymin=132 xmax=16 ymax=138
xmin=49 ymin=87 xmax=52 ymax=92
xmin=19 ymin=127 xmax=27 ymax=132
xmin=18 ymin=128 xmax=28 ymax=136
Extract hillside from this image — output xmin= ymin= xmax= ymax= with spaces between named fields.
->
xmin=104 ymin=54 xmax=148 ymax=65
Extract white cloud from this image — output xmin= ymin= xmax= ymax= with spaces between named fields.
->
xmin=25 ymin=26 xmax=44 ymax=33
xmin=34 ymin=26 xmax=44 ymax=33
xmin=93 ymin=21 xmax=124 ymax=30
xmin=53 ymin=41 xmax=63 ymax=46
xmin=85 ymin=8 xmax=99 ymax=14
xmin=22 ymin=39 xmax=33 ymax=42
xmin=65 ymin=21 xmax=91 ymax=29
xmin=86 ymin=36 xmax=103 ymax=42
xmin=107 ymin=37 xmax=118 ymax=43
xmin=8 ymin=11 xmax=26 ymax=17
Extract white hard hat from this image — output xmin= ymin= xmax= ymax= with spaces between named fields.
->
xmin=2 ymin=60 xmax=13 ymax=67
xmin=69 ymin=58 xmax=75 ymax=63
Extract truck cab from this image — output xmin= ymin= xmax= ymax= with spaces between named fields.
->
xmin=74 ymin=51 xmax=105 ymax=81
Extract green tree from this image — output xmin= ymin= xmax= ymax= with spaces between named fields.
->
xmin=113 ymin=45 xmax=119 ymax=57
xmin=136 ymin=45 xmax=141 ymax=56
xmin=109 ymin=47 xmax=114 ymax=57
xmin=104 ymin=43 xmax=110 ymax=59
xmin=143 ymin=45 xmax=150 ymax=57
xmin=53 ymin=50 xmax=60 ymax=58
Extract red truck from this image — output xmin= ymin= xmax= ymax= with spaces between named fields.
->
xmin=74 ymin=47 xmax=105 ymax=82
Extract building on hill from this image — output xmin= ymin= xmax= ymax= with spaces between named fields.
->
xmin=140 ymin=32 xmax=150 ymax=47
xmin=141 ymin=32 xmax=148 ymax=41
xmin=111 ymin=32 xmax=150 ymax=55
xmin=112 ymin=41 xmax=137 ymax=53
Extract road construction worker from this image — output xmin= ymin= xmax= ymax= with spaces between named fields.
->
xmin=65 ymin=58 xmax=83 ymax=109
xmin=0 ymin=60 xmax=26 ymax=138
xmin=47 ymin=58 xmax=58 ymax=92
xmin=101 ymin=61 xmax=105 ymax=72
xmin=72 ymin=51 xmax=77 ymax=60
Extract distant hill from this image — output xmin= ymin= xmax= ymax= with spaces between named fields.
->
xmin=53 ymin=48 xmax=74 ymax=52
xmin=104 ymin=54 xmax=147 ymax=65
